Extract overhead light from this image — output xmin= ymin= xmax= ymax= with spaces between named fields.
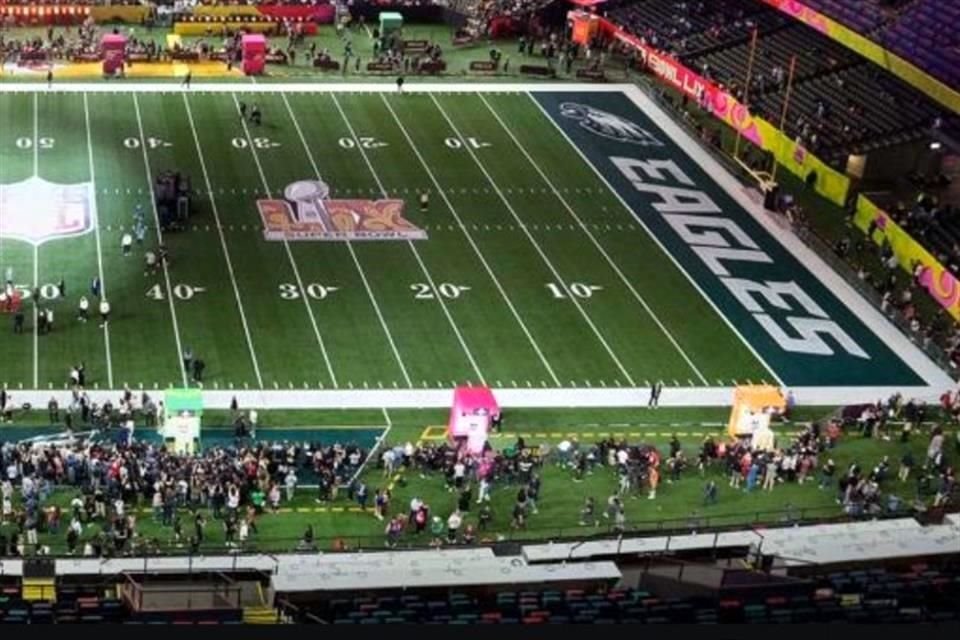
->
xmin=930 ymin=141 xmax=943 ymax=150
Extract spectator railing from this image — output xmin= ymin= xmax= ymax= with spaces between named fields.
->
xmin=3 ymin=501 xmax=948 ymax=559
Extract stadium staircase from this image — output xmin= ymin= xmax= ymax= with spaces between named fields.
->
xmin=242 ymin=605 xmax=278 ymax=624
xmin=241 ymin=583 xmax=278 ymax=624
xmin=21 ymin=578 xmax=55 ymax=603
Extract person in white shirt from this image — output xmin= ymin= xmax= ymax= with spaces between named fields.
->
xmin=77 ymin=296 xmax=89 ymax=322
xmin=284 ymin=469 xmax=297 ymax=502
xmin=99 ymin=299 xmax=111 ymax=327
xmin=382 ymin=448 xmax=396 ymax=477
xmin=616 ymin=448 xmax=629 ymax=467
xmin=446 ymin=510 xmax=462 ymax=543
xmin=121 ymin=233 xmax=133 ymax=255
xmin=409 ymin=496 xmax=422 ymax=519
xmin=239 ymin=520 xmax=249 ymax=544
xmin=144 ymin=250 xmax=157 ymax=276
xmin=476 ymin=477 xmax=491 ymax=504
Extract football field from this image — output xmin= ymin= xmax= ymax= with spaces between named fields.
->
xmin=0 ymin=83 xmax=949 ymax=406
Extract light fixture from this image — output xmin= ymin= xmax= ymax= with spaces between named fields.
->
xmin=930 ymin=141 xmax=942 ymax=150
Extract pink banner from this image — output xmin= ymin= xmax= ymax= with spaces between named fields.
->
xmin=598 ymin=17 xmax=765 ymax=147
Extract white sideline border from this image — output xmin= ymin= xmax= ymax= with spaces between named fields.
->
xmin=0 ymin=82 xmax=951 ymax=406
xmin=0 ymin=385 xmax=946 ymax=410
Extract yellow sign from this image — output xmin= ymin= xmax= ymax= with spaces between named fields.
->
xmin=854 ymin=195 xmax=960 ymax=322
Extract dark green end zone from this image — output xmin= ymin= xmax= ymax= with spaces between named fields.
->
xmin=534 ymin=91 xmax=923 ymax=387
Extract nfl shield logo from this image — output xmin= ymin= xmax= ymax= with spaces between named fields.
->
xmin=0 ymin=176 xmax=95 ymax=245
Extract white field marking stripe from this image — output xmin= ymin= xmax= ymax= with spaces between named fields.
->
xmin=379 ymin=94 xmax=561 ymax=387
xmin=32 ymin=93 xmax=39 ymax=175
xmin=82 ymin=93 xmax=114 ymax=388
xmin=624 ymin=86 xmax=952 ymax=390
xmin=428 ymin=93 xmax=636 ymax=387
xmin=0 ymin=82 xmax=646 ymax=94
xmin=32 ymin=94 xmax=39 ymax=389
xmin=32 ymin=244 xmax=38 ymax=389
xmin=182 ymin=93 xmax=264 ymax=388
xmin=330 ymin=93 xmax=486 ymax=385
xmin=230 ymin=94 xmax=337 ymax=389
xmin=279 ymin=92 xmax=411 ymax=387
xmin=480 ymin=94 xmax=709 ymax=386
xmin=524 ymin=91 xmax=784 ymax=388
xmin=3 ymin=385 xmax=943 ymax=408
xmin=132 ymin=94 xmax=188 ymax=388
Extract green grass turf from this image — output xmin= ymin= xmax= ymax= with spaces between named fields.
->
xmin=2 ymin=410 xmax=951 ymax=554
xmin=0 ymin=87 xmax=772 ymax=390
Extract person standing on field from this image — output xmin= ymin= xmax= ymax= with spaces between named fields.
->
xmin=99 ymin=299 xmax=111 ymax=328
xmin=77 ymin=296 xmax=89 ymax=322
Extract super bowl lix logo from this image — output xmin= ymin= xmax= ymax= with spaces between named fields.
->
xmin=0 ymin=176 xmax=95 ymax=245
xmin=257 ymin=179 xmax=426 ymax=242
xmin=559 ymin=102 xmax=664 ymax=147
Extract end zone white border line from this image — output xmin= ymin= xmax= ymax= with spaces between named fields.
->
xmin=0 ymin=82 xmax=950 ymax=406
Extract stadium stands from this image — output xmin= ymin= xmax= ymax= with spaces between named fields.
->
xmin=794 ymin=0 xmax=960 ymax=90
xmin=606 ymin=0 xmax=953 ymax=168
xmin=280 ymin=565 xmax=960 ymax=623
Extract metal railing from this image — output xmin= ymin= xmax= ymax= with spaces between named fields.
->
xmin=0 ymin=501 xmax=928 ymax=560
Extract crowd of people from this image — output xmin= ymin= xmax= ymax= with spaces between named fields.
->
xmin=0 ymin=389 xmax=370 ymax=557
xmin=0 ymin=390 xmax=956 ymax=556
xmin=362 ymin=396 xmax=957 ymax=549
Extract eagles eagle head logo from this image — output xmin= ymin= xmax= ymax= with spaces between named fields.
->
xmin=559 ymin=102 xmax=663 ymax=146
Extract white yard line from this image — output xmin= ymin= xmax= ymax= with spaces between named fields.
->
xmin=479 ymin=94 xmax=708 ymax=386
xmin=132 ymin=93 xmax=189 ymax=388
xmin=279 ymin=92 xmax=411 ymax=388
xmin=330 ymin=93 xmax=486 ymax=386
xmin=181 ymin=93 xmax=264 ymax=389
xmin=523 ymin=91 xmax=785 ymax=388
xmin=32 ymin=95 xmax=39 ymax=389
xmin=31 ymin=243 xmax=38 ymax=389
xmin=81 ymin=93 xmax=114 ymax=388
xmin=380 ymin=95 xmax=561 ymax=387
xmin=427 ymin=93 xmax=637 ymax=387
xmin=229 ymin=93 xmax=339 ymax=389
